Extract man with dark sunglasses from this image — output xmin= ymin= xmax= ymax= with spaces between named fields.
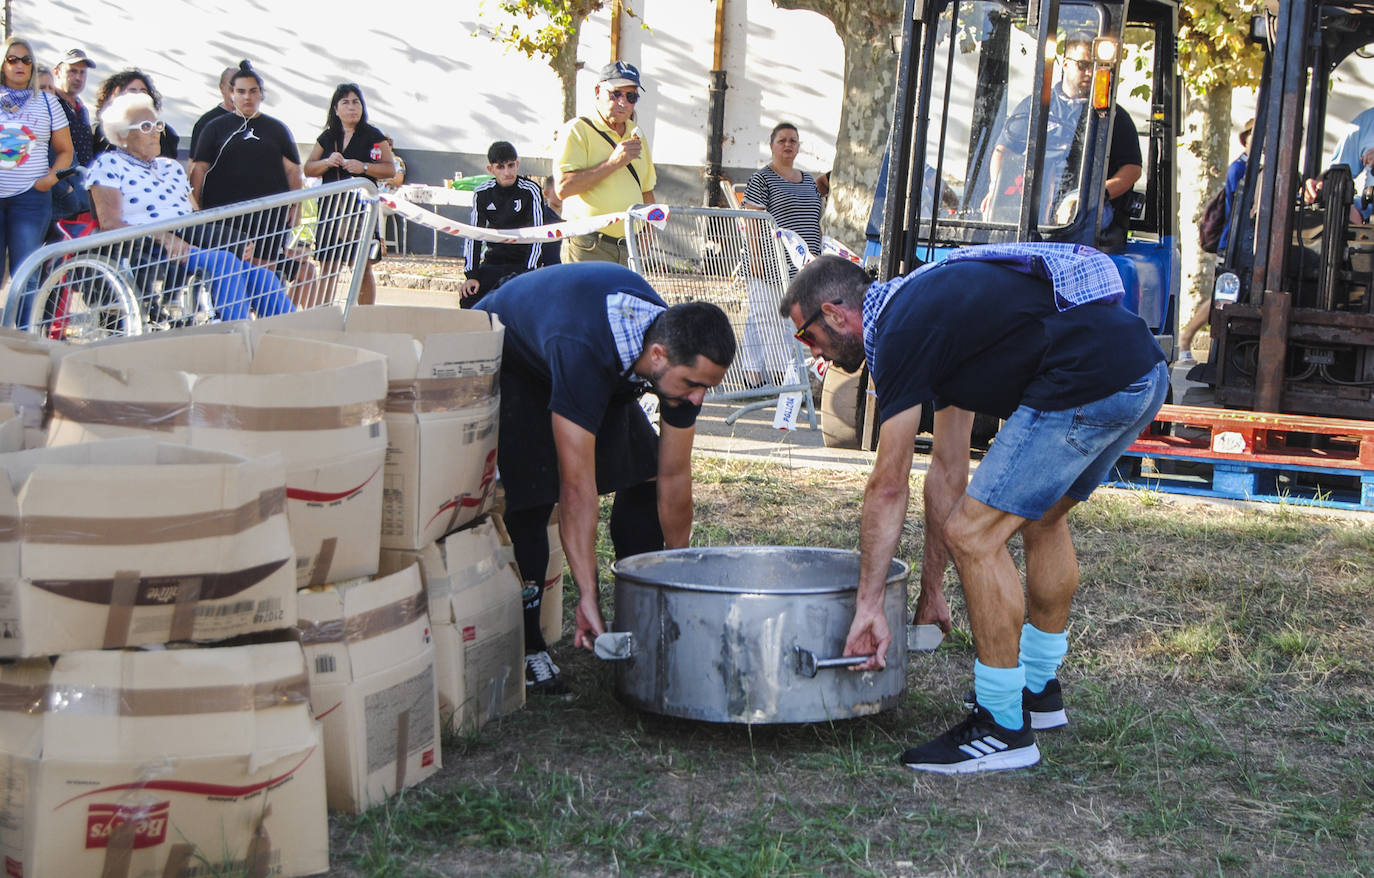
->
xmin=780 ymin=245 xmax=1166 ymax=775
xmin=553 ymin=60 xmax=655 ymax=266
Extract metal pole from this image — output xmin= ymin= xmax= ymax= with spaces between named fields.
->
xmin=705 ymin=0 xmax=728 ymax=206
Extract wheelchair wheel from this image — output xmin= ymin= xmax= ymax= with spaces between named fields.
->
xmin=29 ymin=255 xmax=144 ymax=342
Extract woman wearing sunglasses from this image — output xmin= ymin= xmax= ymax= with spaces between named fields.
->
xmin=302 ymin=82 xmax=394 ymax=305
xmin=91 ymin=69 xmax=180 ymax=159
xmin=86 ymin=92 xmax=293 ymax=322
xmin=0 ymin=36 xmax=73 ymax=302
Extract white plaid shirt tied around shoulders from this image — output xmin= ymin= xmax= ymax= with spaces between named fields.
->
xmin=608 ymin=293 xmax=667 ymax=374
xmin=861 ymin=242 xmax=1125 ymax=370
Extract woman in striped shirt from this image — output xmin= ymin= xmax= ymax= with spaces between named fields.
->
xmin=739 ymin=122 xmax=824 ymax=384
xmin=0 ymin=36 xmax=73 ymax=297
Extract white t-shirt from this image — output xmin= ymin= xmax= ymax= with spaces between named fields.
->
xmin=86 ymin=151 xmax=194 ymax=226
xmin=0 ymin=91 xmax=68 ymax=198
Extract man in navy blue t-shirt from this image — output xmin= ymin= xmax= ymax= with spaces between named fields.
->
xmin=780 ymin=247 xmax=1166 ymax=774
xmin=478 ymin=262 xmax=735 ymax=694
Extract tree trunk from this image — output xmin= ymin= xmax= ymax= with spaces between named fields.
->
xmin=1179 ymin=85 xmax=1234 ymax=325
xmin=550 ymin=21 xmax=584 ymax=123
xmin=774 ymin=0 xmax=903 ymax=248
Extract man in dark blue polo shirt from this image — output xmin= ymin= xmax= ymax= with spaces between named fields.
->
xmin=478 ymin=262 xmax=735 ymax=693
xmin=781 ymin=245 xmax=1167 ymax=774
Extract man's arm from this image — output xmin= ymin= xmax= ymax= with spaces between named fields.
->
xmin=1105 ymin=163 xmax=1142 ymax=200
xmin=189 ymin=161 xmax=208 ymax=203
xmin=554 ymin=136 xmax=644 ymax=201
xmin=843 ymin=405 xmax=921 ymax=669
xmin=916 ymin=406 xmax=976 ymax=632
xmin=655 ymin=420 xmax=695 ymax=548
xmin=551 ymin=412 xmax=607 ymax=650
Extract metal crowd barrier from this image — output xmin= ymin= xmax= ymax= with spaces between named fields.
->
xmin=0 ymin=178 xmax=380 ymax=342
xmin=625 ymin=205 xmax=817 ymax=428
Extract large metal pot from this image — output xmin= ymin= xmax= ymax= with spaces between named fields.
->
xmin=606 ymin=546 xmax=909 ymax=724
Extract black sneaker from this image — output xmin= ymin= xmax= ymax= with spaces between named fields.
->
xmin=901 ymin=703 xmax=1039 ymax=774
xmin=524 ymin=650 xmax=569 ymax=696
xmin=1023 ymin=679 xmax=1067 ymax=730
xmin=962 ymin=678 xmax=1069 ymax=731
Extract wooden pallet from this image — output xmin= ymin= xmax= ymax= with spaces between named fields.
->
xmin=1109 ymin=453 xmax=1374 ymax=510
xmin=1127 ymin=404 xmax=1374 ymax=470
xmin=1111 ymin=405 xmax=1374 ymax=510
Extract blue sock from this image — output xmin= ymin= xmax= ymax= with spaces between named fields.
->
xmin=1020 ymin=623 xmax=1068 ymax=695
xmin=973 ymin=661 xmax=1026 ymax=730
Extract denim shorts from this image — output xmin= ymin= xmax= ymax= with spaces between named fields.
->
xmin=966 ymin=360 xmax=1169 ymax=520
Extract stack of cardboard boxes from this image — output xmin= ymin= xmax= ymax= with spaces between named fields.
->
xmin=0 ymin=305 xmax=554 ymax=876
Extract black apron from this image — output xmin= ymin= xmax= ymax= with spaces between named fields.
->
xmin=497 ymin=353 xmax=660 ymax=512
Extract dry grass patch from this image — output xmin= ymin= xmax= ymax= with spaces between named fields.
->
xmin=331 ymin=458 xmax=1374 ymax=877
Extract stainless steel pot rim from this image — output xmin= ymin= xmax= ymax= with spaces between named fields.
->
xmin=610 ymin=545 xmax=909 ymax=595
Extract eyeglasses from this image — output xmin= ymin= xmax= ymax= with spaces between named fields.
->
xmin=1063 ymin=58 xmax=1094 ymax=69
xmin=5 ymin=55 xmax=33 ymax=66
xmin=606 ymin=89 xmax=640 ymax=105
xmin=794 ymin=299 xmax=843 ymax=344
xmin=126 ymin=120 xmax=166 ymax=134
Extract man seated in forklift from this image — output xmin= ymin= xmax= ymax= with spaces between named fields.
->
xmin=980 ymin=33 xmax=1142 ymax=248
xmin=1303 ymin=106 xmax=1374 ymax=222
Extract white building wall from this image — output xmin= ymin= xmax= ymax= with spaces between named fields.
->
xmin=18 ymin=0 xmax=843 ymax=182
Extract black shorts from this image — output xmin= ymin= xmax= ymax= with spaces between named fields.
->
xmin=497 ymin=356 xmax=659 ymax=512
xmin=315 ymin=192 xmax=374 ymax=265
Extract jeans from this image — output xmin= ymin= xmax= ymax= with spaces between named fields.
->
xmin=184 ymin=247 xmax=295 ymax=322
xmin=2 ymin=185 xmax=54 ymax=328
xmin=966 ymin=360 xmax=1170 ymax=519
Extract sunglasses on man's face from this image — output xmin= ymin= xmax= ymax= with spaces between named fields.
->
xmin=5 ymin=55 xmax=33 ymax=66
xmin=794 ymin=299 xmax=844 ymax=344
xmin=606 ymin=89 xmax=640 ymax=105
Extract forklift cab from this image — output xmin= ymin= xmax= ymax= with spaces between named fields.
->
xmin=882 ymin=0 xmax=1180 ymax=343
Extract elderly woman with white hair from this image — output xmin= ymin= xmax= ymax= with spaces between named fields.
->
xmin=86 ymin=91 xmax=293 ymax=321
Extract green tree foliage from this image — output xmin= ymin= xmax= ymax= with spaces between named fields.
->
xmin=478 ymin=0 xmax=633 ymax=119
xmin=1178 ymin=0 xmax=1265 ymax=91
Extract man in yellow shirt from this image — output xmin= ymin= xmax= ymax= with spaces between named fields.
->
xmin=554 ymin=61 xmax=656 ymax=265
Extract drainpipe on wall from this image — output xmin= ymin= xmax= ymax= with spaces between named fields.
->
xmin=705 ymin=0 xmax=728 ymax=206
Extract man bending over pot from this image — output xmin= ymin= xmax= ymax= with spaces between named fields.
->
xmin=780 ymin=244 xmax=1166 ymax=773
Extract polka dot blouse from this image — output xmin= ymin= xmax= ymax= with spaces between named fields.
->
xmin=86 ymin=151 xmax=194 ymax=226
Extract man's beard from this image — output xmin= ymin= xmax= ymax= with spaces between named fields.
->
xmin=830 ymin=331 xmax=866 ymax=374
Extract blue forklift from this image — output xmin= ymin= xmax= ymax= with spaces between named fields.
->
xmin=822 ymin=0 xmax=1181 ymax=448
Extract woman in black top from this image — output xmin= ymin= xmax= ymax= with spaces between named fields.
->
xmin=303 ymin=83 xmax=394 ymax=306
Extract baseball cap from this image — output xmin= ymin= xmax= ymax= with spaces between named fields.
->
xmin=59 ymin=48 xmax=96 ymax=68
xmin=597 ymin=61 xmax=644 ymax=91
xmin=487 ymin=141 xmax=518 ymax=164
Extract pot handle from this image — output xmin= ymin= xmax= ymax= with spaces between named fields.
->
xmin=594 ymin=631 xmax=636 ymax=661
xmin=794 ymin=646 xmax=875 ymax=678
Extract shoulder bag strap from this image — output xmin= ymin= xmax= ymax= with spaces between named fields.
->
xmin=578 ymin=116 xmax=641 ymax=189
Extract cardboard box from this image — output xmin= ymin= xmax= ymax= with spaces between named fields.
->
xmin=264 ymin=306 xmax=504 ymax=550
xmin=0 ymin=641 xmax=329 ymax=877
xmin=297 ymin=564 xmax=441 ymax=813
xmin=0 ymin=404 xmax=21 ymax=453
xmin=0 ymin=439 xmax=297 ymax=657
xmin=46 ymin=331 xmax=389 ymax=587
xmin=0 ymin=331 xmax=59 ymax=449
xmin=378 ymin=515 xmax=524 ymax=731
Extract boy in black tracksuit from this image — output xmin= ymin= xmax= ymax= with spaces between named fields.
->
xmin=461 ymin=141 xmax=558 ymax=307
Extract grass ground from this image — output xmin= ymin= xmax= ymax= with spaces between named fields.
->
xmin=328 ymin=458 xmax=1374 ymax=877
